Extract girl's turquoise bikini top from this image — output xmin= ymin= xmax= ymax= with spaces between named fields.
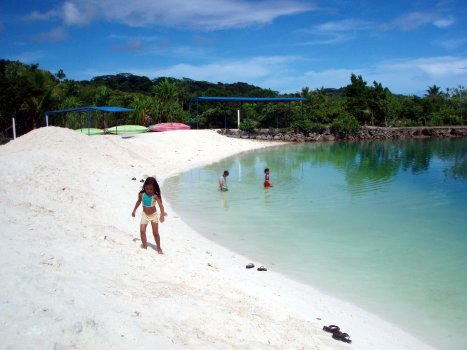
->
xmin=142 ymin=193 xmax=156 ymax=207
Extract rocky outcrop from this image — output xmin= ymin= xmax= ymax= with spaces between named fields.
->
xmin=218 ymin=126 xmax=467 ymax=142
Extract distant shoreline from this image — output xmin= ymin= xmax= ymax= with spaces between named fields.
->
xmin=220 ymin=125 xmax=467 ymax=142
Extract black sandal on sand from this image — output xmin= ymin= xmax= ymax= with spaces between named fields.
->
xmin=246 ymin=263 xmax=255 ymax=269
xmin=257 ymin=266 xmax=267 ymax=271
xmin=332 ymin=332 xmax=352 ymax=344
xmin=322 ymin=325 xmax=340 ymax=333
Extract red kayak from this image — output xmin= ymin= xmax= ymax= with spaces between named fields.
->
xmin=149 ymin=123 xmax=191 ymax=132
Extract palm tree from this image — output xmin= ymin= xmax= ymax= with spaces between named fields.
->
xmin=130 ymin=95 xmax=152 ymax=125
xmin=28 ymin=69 xmax=56 ymax=129
xmin=94 ymin=86 xmax=111 ymax=105
xmin=424 ymin=85 xmax=445 ymax=123
xmin=153 ymin=78 xmax=181 ymax=122
xmin=57 ymin=96 xmax=83 ymax=128
xmin=425 ymin=85 xmax=442 ymax=99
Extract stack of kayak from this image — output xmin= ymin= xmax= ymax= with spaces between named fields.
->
xmin=75 ymin=125 xmax=148 ymax=135
xmin=149 ymin=123 xmax=191 ymax=132
xmin=75 ymin=122 xmax=190 ymax=135
xmin=75 ymin=128 xmax=106 ymax=135
xmin=105 ymin=125 xmax=149 ymax=134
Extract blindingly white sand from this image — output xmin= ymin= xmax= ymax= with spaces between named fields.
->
xmin=0 ymin=127 xmax=434 ymax=349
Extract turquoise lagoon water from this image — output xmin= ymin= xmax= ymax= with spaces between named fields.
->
xmin=164 ymin=139 xmax=467 ymax=350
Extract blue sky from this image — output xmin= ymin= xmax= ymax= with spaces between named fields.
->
xmin=1 ymin=0 xmax=466 ymax=95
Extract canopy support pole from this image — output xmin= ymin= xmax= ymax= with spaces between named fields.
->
xmin=301 ymin=101 xmax=304 ymax=120
xmin=188 ymin=101 xmax=192 ymax=128
xmin=12 ymin=117 xmax=16 ymax=139
xmin=196 ymin=100 xmax=199 ymax=130
xmin=87 ymin=110 xmax=91 ymax=134
xmin=223 ymin=103 xmax=227 ymax=129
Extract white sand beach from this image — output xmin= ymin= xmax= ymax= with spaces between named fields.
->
xmin=0 ymin=127 xmax=435 ymax=349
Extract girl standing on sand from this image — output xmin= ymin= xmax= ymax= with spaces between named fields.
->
xmin=264 ymin=168 xmax=272 ymax=188
xmin=132 ymin=177 xmax=165 ymax=254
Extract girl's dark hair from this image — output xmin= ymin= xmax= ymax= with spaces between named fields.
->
xmin=140 ymin=177 xmax=162 ymax=199
xmin=264 ymin=168 xmax=270 ymax=173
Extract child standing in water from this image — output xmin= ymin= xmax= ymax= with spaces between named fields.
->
xmin=264 ymin=168 xmax=272 ymax=188
xmin=132 ymin=177 xmax=165 ymax=253
xmin=219 ymin=170 xmax=229 ymax=191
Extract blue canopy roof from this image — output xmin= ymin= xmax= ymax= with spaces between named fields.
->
xmin=44 ymin=106 xmax=134 ymax=128
xmin=45 ymin=106 xmax=133 ymax=115
xmin=193 ymin=97 xmax=307 ymax=102
xmin=190 ymin=96 xmax=307 ymax=129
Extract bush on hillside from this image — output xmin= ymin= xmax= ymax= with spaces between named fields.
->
xmin=239 ymin=119 xmax=257 ymax=132
xmin=291 ymin=119 xmax=327 ymax=134
xmin=331 ymin=113 xmax=361 ymax=134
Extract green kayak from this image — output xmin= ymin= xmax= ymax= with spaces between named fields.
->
xmin=75 ymin=128 xmax=105 ymax=135
xmin=106 ymin=125 xmax=148 ymax=134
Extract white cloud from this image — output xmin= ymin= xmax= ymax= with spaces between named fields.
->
xmin=434 ymin=37 xmax=467 ymax=50
xmin=383 ymin=11 xmax=455 ymax=31
xmin=24 ymin=2 xmax=95 ymax=25
xmin=356 ymin=56 xmax=467 ymax=94
xmin=303 ymin=68 xmax=361 ymax=89
xmin=394 ymin=12 xmax=436 ymax=30
xmin=302 ymin=9 xmax=456 ymax=46
xmin=62 ymin=1 xmax=97 ymax=26
xmin=302 ymin=33 xmax=355 ymax=46
xmin=433 ymin=16 xmax=455 ymax=28
xmin=161 ymin=62 xmax=269 ymax=81
xmin=302 ymin=19 xmax=373 ymax=46
xmin=24 ymin=10 xmax=60 ymax=21
xmin=7 ymin=51 xmax=47 ymax=64
xmin=256 ymin=68 xmax=359 ymax=93
xmin=32 ymin=27 xmax=68 ymax=42
xmin=280 ymin=56 xmax=467 ymax=94
xmin=377 ymin=56 xmax=467 ymax=78
xmin=314 ymin=19 xmax=372 ymax=33
xmin=137 ymin=56 xmax=301 ymax=82
xmin=32 ymin=0 xmax=314 ymax=30
xmin=111 ymin=38 xmax=144 ymax=52
xmin=192 ymin=35 xmax=217 ymax=46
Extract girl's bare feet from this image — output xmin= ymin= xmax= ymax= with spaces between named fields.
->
xmin=157 ymin=247 xmax=163 ymax=254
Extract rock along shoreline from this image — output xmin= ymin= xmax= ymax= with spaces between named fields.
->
xmin=219 ymin=126 xmax=467 ymax=142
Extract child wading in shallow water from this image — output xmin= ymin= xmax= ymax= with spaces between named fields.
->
xmin=132 ymin=177 xmax=165 ymax=253
xmin=264 ymin=168 xmax=272 ymax=188
xmin=219 ymin=170 xmax=229 ymax=191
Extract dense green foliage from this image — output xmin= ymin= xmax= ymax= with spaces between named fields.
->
xmin=331 ymin=112 xmax=361 ymax=134
xmin=0 ymin=60 xmax=466 ymax=138
xmin=239 ymin=119 xmax=257 ymax=132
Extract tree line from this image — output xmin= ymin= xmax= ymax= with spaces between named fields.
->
xmin=0 ymin=59 xmax=466 ymax=138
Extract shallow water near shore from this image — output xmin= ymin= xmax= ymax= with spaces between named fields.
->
xmin=165 ymin=138 xmax=467 ymax=350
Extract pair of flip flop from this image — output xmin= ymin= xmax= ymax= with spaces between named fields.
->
xmin=323 ymin=325 xmax=352 ymax=344
xmin=246 ymin=263 xmax=267 ymax=271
